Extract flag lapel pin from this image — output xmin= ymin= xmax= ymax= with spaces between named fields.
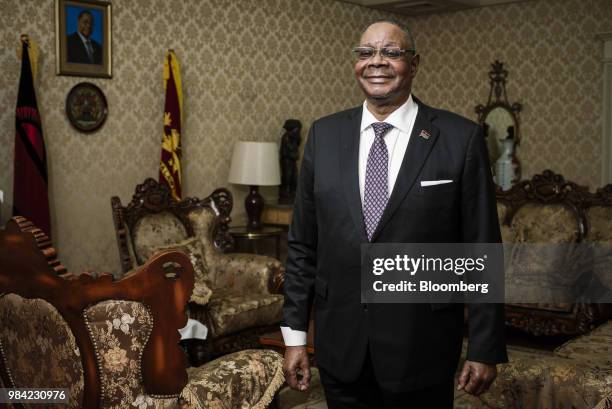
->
xmin=419 ymin=129 xmax=431 ymax=140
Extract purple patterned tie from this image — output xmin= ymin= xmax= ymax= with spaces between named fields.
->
xmin=363 ymin=122 xmax=393 ymax=241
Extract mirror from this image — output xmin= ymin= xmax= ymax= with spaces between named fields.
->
xmin=476 ymin=61 xmax=522 ymax=190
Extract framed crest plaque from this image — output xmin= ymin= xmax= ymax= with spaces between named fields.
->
xmin=65 ymin=82 xmax=108 ymax=132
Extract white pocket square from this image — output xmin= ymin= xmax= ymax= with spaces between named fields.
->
xmin=420 ymin=180 xmax=453 ymax=187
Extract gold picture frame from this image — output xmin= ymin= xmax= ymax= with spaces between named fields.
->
xmin=55 ymin=0 xmax=112 ymax=78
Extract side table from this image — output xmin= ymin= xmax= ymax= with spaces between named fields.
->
xmin=228 ymin=226 xmax=283 ymax=260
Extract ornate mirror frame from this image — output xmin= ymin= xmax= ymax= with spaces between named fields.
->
xmin=475 ymin=60 xmax=522 ymax=190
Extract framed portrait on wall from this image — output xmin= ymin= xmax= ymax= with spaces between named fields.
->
xmin=55 ymin=0 xmax=112 ymax=78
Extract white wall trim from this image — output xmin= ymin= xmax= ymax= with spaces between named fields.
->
xmin=599 ymin=32 xmax=612 ymax=185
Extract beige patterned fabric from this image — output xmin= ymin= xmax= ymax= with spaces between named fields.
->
xmin=150 ymin=237 xmax=213 ymax=305
xmin=504 ymin=204 xmax=580 ymax=305
xmin=554 ymin=320 xmax=612 ymax=370
xmin=477 ymin=356 xmax=610 ymax=409
xmin=207 ymin=289 xmax=284 ymax=337
xmin=180 ymin=349 xmax=285 ymax=409
xmin=587 ymin=207 xmax=612 ymax=243
xmin=187 ymin=207 xmax=218 ymax=254
xmin=133 ymin=213 xmax=189 ymax=264
xmin=511 ymin=204 xmax=578 ymax=243
xmin=208 ymin=289 xmax=283 ymax=337
xmin=594 ymin=394 xmax=612 ymax=409
xmin=453 ymin=339 xmax=611 ymax=409
xmin=0 ymin=294 xmax=84 ymax=408
xmin=209 ymin=253 xmax=283 ymax=294
xmin=584 ymin=208 xmax=612 ymax=288
xmin=496 ymin=202 xmax=515 ymax=243
xmin=189 ymin=207 xmax=283 ymax=293
xmin=84 ymin=300 xmax=154 ymax=409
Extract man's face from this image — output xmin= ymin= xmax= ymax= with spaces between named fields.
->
xmin=354 ymin=22 xmax=419 ymax=106
xmin=78 ymin=13 xmax=93 ymax=38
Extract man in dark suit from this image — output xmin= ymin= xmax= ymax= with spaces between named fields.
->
xmin=66 ymin=10 xmax=102 ymax=65
xmin=281 ymin=20 xmax=507 ymax=408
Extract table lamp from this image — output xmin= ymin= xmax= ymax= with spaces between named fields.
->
xmin=228 ymin=141 xmax=281 ymax=230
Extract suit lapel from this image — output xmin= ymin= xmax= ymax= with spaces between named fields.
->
xmin=339 ymin=107 xmax=368 ymax=242
xmin=371 ymin=101 xmax=439 ymax=242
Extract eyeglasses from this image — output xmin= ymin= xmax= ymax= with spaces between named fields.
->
xmin=352 ymin=46 xmax=415 ymax=61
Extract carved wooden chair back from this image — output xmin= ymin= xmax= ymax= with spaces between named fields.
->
xmin=496 ymin=170 xmax=612 ymax=336
xmin=0 ymin=217 xmax=194 ymax=409
xmin=111 ymin=178 xmax=234 ymax=274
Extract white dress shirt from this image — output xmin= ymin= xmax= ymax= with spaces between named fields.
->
xmin=281 ymin=96 xmax=419 ymax=346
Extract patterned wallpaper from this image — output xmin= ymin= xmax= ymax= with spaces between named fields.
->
xmin=407 ymin=0 xmax=612 ymax=188
xmin=0 ymin=0 xmax=610 ymax=274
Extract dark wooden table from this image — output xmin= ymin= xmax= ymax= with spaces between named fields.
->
xmin=228 ymin=226 xmax=283 ymax=260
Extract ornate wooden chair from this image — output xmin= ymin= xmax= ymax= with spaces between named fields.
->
xmin=0 ymin=217 xmax=284 ymax=408
xmin=111 ymin=178 xmax=285 ymax=363
xmin=497 ymin=170 xmax=612 ymax=336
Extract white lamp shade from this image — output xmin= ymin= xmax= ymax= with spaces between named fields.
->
xmin=228 ymin=141 xmax=281 ymax=186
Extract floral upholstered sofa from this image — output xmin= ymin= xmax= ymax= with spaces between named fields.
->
xmin=0 ymin=217 xmax=285 ymax=409
xmin=447 ymin=171 xmax=612 ymax=409
xmin=496 ymin=170 xmax=612 ymax=337
xmin=111 ymin=178 xmax=285 ymax=362
xmin=454 ymin=319 xmax=612 ymax=409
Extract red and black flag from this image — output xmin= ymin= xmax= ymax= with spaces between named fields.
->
xmin=13 ymin=36 xmax=51 ymax=235
xmin=159 ymin=50 xmax=183 ymax=201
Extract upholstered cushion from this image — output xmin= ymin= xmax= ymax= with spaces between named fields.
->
xmin=187 ymin=207 xmax=219 ymax=255
xmin=0 ymin=294 xmax=85 ymax=408
xmin=504 ymin=244 xmax=578 ymax=305
xmin=455 ymin=327 xmax=611 ymax=409
xmin=84 ymin=300 xmax=154 ymax=408
xmin=503 ymin=204 xmax=580 ymax=306
xmin=587 ymin=207 xmax=612 ymax=243
xmin=208 ymin=253 xmax=283 ymax=293
xmin=554 ymin=320 xmax=612 ymax=370
xmin=132 ymin=212 xmax=189 ymax=264
xmin=585 ymin=207 xmax=612 ymax=290
xmin=188 ymin=207 xmax=285 ymax=292
xmin=207 ymin=289 xmax=283 ymax=337
xmin=152 ymin=237 xmax=213 ymax=305
xmin=180 ymin=349 xmax=284 ymax=409
xmin=511 ymin=204 xmax=578 ymax=243
xmin=477 ymin=355 xmax=610 ymax=409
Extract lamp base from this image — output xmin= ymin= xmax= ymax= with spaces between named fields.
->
xmin=245 ymin=185 xmax=264 ymax=231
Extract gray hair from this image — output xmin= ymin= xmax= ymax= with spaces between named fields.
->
xmin=361 ymin=19 xmax=417 ymax=52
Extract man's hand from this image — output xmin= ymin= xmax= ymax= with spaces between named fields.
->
xmin=283 ymin=346 xmax=311 ymax=391
xmin=457 ymin=360 xmax=497 ymax=396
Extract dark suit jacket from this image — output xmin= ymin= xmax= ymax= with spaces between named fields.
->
xmin=67 ymin=32 xmax=102 ymax=65
xmin=282 ymin=98 xmax=508 ymax=392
